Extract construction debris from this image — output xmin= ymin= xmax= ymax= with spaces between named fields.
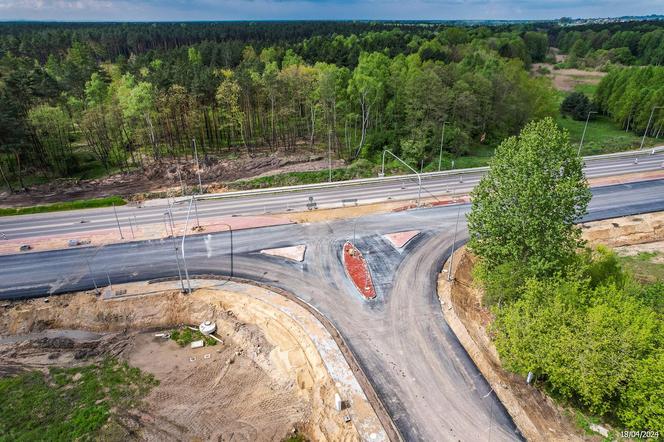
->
xmin=198 ymin=320 xmax=216 ymax=335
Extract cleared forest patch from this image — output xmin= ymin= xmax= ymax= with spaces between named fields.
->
xmin=0 ymin=153 xmax=344 ymax=208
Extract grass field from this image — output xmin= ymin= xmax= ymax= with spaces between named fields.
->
xmin=556 ymin=83 xmax=661 ymax=155
xmin=0 ymin=196 xmax=126 ymax=217
xmin=619 ymin=251 xmax=664 ymax=284
xmin=573 ymin=83 xmax=599 ymax=96
xmin=556 ymin=114 xmax=659 ymax=156
xmin=0 ymin=358 xmax=157 ymax=441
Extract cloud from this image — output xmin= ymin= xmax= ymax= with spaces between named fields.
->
xmin=0 ymin=0 xmax=662 ymax=20
xmin=0 ymin=0 xmax=114 ymax=11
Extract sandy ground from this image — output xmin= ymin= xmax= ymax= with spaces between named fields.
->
xmin=581 ymin=211 xmax=664 ymax=247
xmin=0 ymin=328 xmax=308 ymax=441
xmin=437 ymin=211 xmax=664 ymax=441
xmin=125 ymin=332 xmax=309 ymax=441
xmin=0 ymin=280 xmax=387 ymax=442
xmin=0 ymin=312 xmax=308 ymax=442
xmin=531 ymin=63 xmax=606 ymax=92
xmin=0 ymin=153 xmax=344 ymax=208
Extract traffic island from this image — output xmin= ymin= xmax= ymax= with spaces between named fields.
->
xmin=342 ymin=242 xmax=376 ymax=300
xmin=383 ymin=230 xmax=420 ymax=250
xmin=260 ymin=244 xmax=307 ymax=262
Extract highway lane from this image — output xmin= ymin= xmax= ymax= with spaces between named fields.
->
xmin=1 ymin=150 xmax=664 ymax=239
xmin=1 ymin=180 xmax=663 ymax=441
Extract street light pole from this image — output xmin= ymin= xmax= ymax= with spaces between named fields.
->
xmin=112 ymin=203 xmax=124 ymax=240
xmin=181 ymin=197 xmax=194 ymax=294
xmin=164 ymin=210 xmax=185 ymax=293
xmin=193 ymin=195 xmax=201 ymax=229
xmin=381 ymin=149 xmax=422 ymax=205
xmin=438 ymin=121 xmax=448 ymax=172
xmin=85 ymin=257 xmax=99 ymax=294
xmin=578 ymin=111 xmax=598 ymax=156
xmin=192 ymin=138 xmax=203 ymax=194
xmin=640 ymin=106 xmax=663 ymax=151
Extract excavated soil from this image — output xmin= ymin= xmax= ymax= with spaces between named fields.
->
xmin=581 ymin=211 xmax=664 ymax=247
xmin=0 ymin=287 xmax=361 ymax=441
xmin=0 ymin=153 xmax=344 ymax=207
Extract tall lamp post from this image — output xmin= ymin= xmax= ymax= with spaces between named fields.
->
xmin=181 ymin=197 xmax=194 ymax=294
xmin=640 ymin=105 xmax=663 ymax=152
xmin=380 ymin=149 xmax=422 ymax=205
xmin=192 ymin=138 xmax=203 ymax=194
xmin=578 ymin=110 xmax=597 ymax=156
xmin=438 ymin=121 xmax=448 ymax=171
xmin=164 ymin=210 xmax=185 ymax=292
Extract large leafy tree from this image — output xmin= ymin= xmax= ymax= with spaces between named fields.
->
xmin=467 ymin=117 xmax=591 ymax=276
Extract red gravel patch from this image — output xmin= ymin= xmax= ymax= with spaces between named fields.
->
xmin=429 ymin=196 xmax=470 ymax=207
xmin=392 ymin=196 xmax=470 ymax=212
xmin=342 ymin=242 xmax=376 ymax=300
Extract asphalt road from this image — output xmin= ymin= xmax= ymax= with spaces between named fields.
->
xmin=1 ymin=150 xmax=664 ymax=240
xmin=2 ymin=180 xmax=664 ymax=441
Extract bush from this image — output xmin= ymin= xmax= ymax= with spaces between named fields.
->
xmin=473 ymin=260 xmax=530 ymax=306
xmin=490 ymin=249 xmax=663 ymax=430
xmin=618 ymin=351 xmax=664 ymax=431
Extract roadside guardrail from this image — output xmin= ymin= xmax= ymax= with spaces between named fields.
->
xmin=181 ymin=145 xmax=664 ymax=203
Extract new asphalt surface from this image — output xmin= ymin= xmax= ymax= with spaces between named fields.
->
xmin=2 ymin=180 xmax=664 ymax=441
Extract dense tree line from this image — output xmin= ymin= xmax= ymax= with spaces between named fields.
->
xmin=0 ymin=21 xmax=431 ymax=64
xmin=0 ymin=22 xmax=556 ymax=188
xmin=595 ymin=66 xmax=664 ymax=136
xmin=553 ymin=20 xmax=664 ymax=68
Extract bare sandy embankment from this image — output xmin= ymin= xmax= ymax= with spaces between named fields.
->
xmin=0 ymin=279 xmax=388 ymax=442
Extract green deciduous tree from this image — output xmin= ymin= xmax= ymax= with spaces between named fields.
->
xmin=28 ymin=105 xmax=74 ymax=176
xmin=467 ymin=117 xmax=591 ymax=276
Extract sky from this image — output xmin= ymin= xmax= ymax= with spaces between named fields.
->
xmin=0 ymin=0 xmax=663 ymax=21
